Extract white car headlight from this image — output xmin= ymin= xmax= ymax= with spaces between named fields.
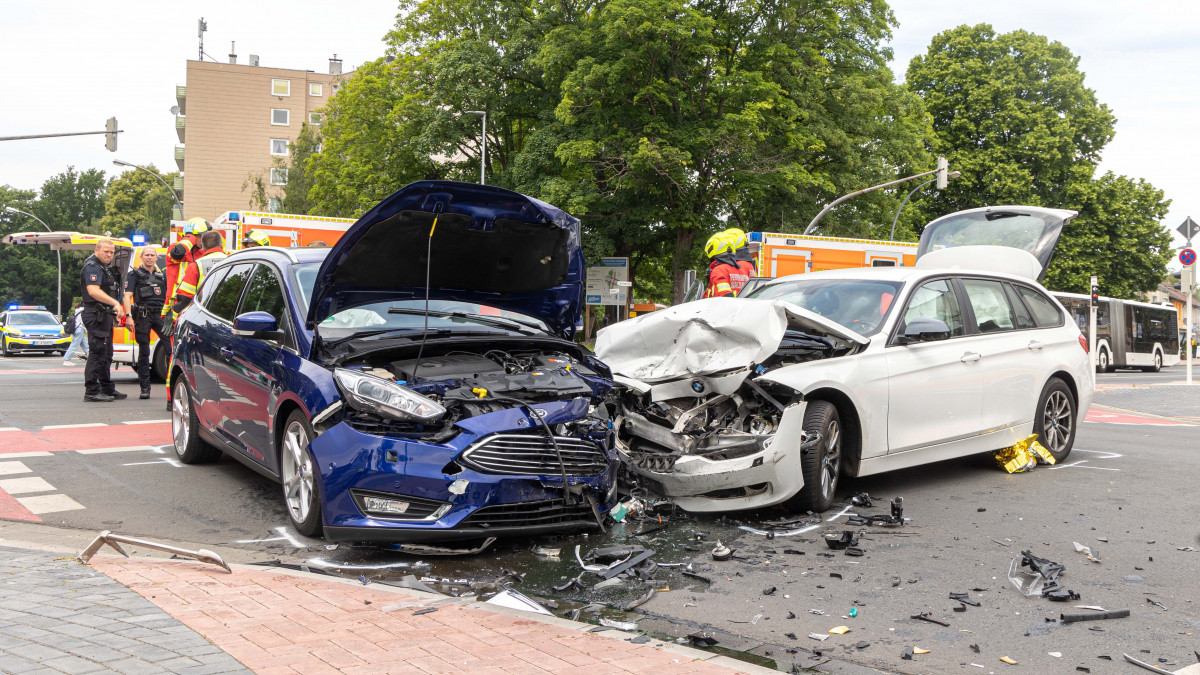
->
xmin=8 ymin=329 xmax=21 ymax=337
xmin=334 ymin=368 xmax=446 ymax=422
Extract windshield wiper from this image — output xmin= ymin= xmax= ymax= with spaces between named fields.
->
xmin=386 ymin=308 xmax=539 ymax=334
xmin=320 ymin=327 xmax=434 ymax=346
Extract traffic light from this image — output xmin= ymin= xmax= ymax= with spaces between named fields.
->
xmin=936 ymin=156 xmax=949 ymax=190
xmin=1090 ymin=283 xmax=1100 ymax=307
xmin=104 ymin=117 xmax=118 ymax=152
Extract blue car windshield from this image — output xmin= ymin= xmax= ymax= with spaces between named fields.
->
xmin=289 ymin=262 xmax=549 ymax=334
xmin=743 ymin=278 xmax=904 ymax=336
xmin=8 ymin=312 xmax=58 ymax=327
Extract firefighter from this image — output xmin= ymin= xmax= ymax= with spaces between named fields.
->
xmin=80 ymin=239 xmax=126 ymax=402
xmin=703 ymin=231 xmax=755 ymax=298
xmin=242 ymin=229 xmax=270 ymax=248
xmin=723 ymin=228 xmax=757 ymax=274
xmin=161 ymin=217 xmax=206 ymax=411
xmin=123 ymin=245 xmax=166 ymax=400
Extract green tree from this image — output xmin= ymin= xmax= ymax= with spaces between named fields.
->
xmin=0 ymin=186 xmax=65 ymax=311
xmin=245 ymin=124 xmax=332 ymax=215
xmin=32 ymin=167 xmax=107 ymax=232
xmin=907 ymin=24 xmax=1170 ymax=295
xmin=1047 ymin=172 xmax=1173 ymax=298
xmin=99 ymin=166 xmax=177 ymax=243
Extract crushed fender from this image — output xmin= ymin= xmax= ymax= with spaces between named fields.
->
xmin=994 ymin=434 xmax=1055 ymax=473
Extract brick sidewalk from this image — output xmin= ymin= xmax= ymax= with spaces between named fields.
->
xmin=90 ymin=556 xmax=764 ymax=675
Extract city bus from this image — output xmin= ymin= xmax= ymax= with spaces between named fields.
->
xmin=1053 ymin=292 xmax=1180 ymax=372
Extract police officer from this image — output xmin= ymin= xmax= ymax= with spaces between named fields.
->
xmin=80 ymin=239 xmax=126 ymax=402
xmin=123 ymin=246 xmax=166 ymax=400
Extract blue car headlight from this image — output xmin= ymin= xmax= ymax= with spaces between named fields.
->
xmin=334 ymin=368 xmax=446 ymax=422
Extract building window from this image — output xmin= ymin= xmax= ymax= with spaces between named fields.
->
xmin=309 ymin=112 xmax=323 ymax=125
xmin=271 ymin=79 xmax=290 ymax=96
xmin=270 ymin=168 xmax=288 ymax=186
xmin=268 ymin=198 xmax=282 ymax=211
xmin=331 ymin=83 xmax=341 ymax=94
xmin=270 ymin=139 xmax=288 ymax=156
xmin=309 ymin=82 xmax=323 ymax=96
xmin=271 ymin=109 xmax=289 ymax=126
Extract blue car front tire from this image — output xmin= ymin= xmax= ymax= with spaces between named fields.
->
xmin=281 ymin=410 xmax=322 ymax=537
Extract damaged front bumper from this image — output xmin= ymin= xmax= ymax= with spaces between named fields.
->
xmin=311 ymin=406 xmax=619 ymax=543
xmin=616 ymin=401 xmax=811 ymax=512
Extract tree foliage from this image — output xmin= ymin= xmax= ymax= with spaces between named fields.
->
xmin=99 ymin=166 xmax=177 ymax=243
xmin=245 ymin=124 xmax=330 ymax=216
xmin=0 ymin=185 xmax=72 ymax=311
xmin=906 ymin=24 xmax=1170 ymax=296
xmin=310 ymin=0 xmax=934 ymax=302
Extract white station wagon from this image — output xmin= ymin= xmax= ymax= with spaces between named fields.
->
xmin=597 ymin=206 xmax=1094 ymax=513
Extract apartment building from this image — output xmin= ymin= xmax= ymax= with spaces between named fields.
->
xmin=173 ymin=54 xmax=351 ymax=222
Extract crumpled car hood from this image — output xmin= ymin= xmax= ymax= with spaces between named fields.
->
xmin=594 ymin=298 xmax=867 ymax=385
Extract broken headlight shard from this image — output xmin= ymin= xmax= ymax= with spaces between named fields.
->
xmin=485 ymin=589 xmax=554 ymax=616
xmin=1008 ymin=550 xmax=1077 ymax=600
xmin=993 ymin=433 xmax=1056 ymax=473
xmin=599 ymin=618 xmax=638 ymax=631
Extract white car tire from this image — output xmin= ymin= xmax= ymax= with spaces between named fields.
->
xmin=787 ymin=401 xmax=842 ymax=514
xmin=1033 ymin=378 xmax=1076 ymax=462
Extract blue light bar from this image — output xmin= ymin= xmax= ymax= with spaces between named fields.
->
xmin=132 ymin=234 xmax=146 ymax=245
xmin=748 ymin=232 xmax=763 ymax=242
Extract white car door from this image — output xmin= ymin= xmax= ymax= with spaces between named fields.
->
xmin=959 ymin=278 xmax=1042 ymax=433
xmin=886 ymin=278 xmax=983 ymax=453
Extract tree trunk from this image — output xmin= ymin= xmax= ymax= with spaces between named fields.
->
xmin=671 ymin=227 xmax=696 ymax=305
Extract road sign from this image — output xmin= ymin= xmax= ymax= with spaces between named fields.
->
xmin=1181 ymin=248 xmax=1196 ymax=266
xmin=1178 ymin=217 xmax=1200 ymax=241
xmin=585 ymin=257 xmax=629 ymax=306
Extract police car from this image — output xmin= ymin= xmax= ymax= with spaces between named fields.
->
xmin=0 ymin=306 xmax=71 ymax=356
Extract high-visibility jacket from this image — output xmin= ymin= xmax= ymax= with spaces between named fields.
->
xmin=703 ymin=258 xmax=755 ymax=298
xmin=194 ymin=249 xmax=228 ymax=286
xmin=162 ymin=235 xmax=199 ymax=317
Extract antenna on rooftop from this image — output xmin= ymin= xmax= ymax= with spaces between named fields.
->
xmin=198 ymin=18 xmax=207 ymax=61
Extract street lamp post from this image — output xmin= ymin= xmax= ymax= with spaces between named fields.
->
xmin=4 ymin=206 xmax=62 ymax=318
xmin=463 ymin=111 xmax=486 ymax=185
xmin=889 ymin=171 xmax=961 ymax=241
xmin=112 ymin=159 xmax=183 ymax=218
xmin=803 ymin=158 xmax=955 ymax=236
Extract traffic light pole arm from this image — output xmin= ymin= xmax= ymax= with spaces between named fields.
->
xmin=0 ymin=130 xmax=123 ymax=142
xmin=114 ymin=161 xmax=182 ymax=215
xmin=803 ymin=166 xmax=942 ymax=236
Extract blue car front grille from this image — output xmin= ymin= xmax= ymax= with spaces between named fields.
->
xmin=459 ymin=433 xmax=609 ymax=477
xmin=459 ymin=498 xmax=597 ymax=528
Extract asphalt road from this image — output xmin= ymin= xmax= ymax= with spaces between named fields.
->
xmin=1096 ymin=364 xmax=1187 ymax=386
xmin=2 ymin=353 xmax=1198 ymax=674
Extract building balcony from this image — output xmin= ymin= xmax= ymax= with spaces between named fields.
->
xmin=174 ymin=145 xmax=185 ymax=171
xmin=175 ymin=116 xmax=185 ymax=142
xmin=173 ymin=175 xmax=184 ymax=200
xmin=176 ymin=85 xmax=186 ymax=115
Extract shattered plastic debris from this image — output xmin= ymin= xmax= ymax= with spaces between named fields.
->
xmin=993 ymin=433 xmax=1056 ymax=473
xmin=901 ymin=646 xmax=915 ymax=660
xmin=533 ymin=545 xmax=561 ymax=557
xmin=809 ymin=633 xmax=830 ymax=642
xmin=825 ymin=531 xmax=860 ymax=550
xmin=1000 ymin=656 xmax=1018 ymax=665
xmin=851 ymin=493 xmax=873 ymax=507
xmin=599 ymin=618 xmax=638 ymax=631
xmin=1073 ymin=542 xmax=1101 ymax=563
xmin=687 ymin=631 xmax=719 ymax=648
xmin=485 ymin=589 xmax=553 ymax=616
xmin=828 ymin=626 xmax=851 ymax=635
xmin=913 ymin=647 xmax=930 ymax=654
xmin=1060 ymin=609 xmax=1130 ymax=623
xmin=711 ymin=541 xmax=732 ymax=561
xmin=1008 ymin=550 xmax=1077 ymax=600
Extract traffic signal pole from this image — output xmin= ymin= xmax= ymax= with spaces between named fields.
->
xmin=1089 ymin=275 xmax=1098 ymax=386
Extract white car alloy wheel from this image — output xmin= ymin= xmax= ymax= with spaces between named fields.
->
xmin=172 ymin=380 xmax=189 ymax=452
xmin=281 ymin=419 xmax=317 ymax=527
xmin=1040 ymin=389 xmax=1073 ymax=455
xmin=820 ymin=420 xmax=842 ymax=503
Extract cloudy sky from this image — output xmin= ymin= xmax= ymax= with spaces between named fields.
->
xmin=2 ymin=1 xmax=1197 ymax=251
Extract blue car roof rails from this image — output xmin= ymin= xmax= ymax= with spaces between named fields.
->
xmin=224 ymin=246 xmax=300 ymax=263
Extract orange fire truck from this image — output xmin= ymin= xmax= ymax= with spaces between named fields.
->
xmin=747 ymin=231 xmax=918 ymax=277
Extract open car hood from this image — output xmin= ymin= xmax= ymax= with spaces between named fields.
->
xmin=594 ymin=297 xmax=867 ymax=384
xmin=305 ymin=181 xmax=584 ymax=337
xmin=915 ymin=206 xmax=1076 ymax=282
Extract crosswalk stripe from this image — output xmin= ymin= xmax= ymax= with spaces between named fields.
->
xmin=0 ymin=461 xmax=31 ymax=476
xmin=0 ymin=477 xmax=55 ymax=495
xmin=15 ymin=494 xmax=85 ymax=515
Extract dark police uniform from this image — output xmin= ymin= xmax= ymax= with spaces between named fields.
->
xmin=125 ymin=266 xmax=166 ymax=393
xmin=80 ymin=254 xmax=120 ymax=398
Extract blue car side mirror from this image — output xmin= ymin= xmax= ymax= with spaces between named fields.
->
xmin=233 ymin=311 xmax=282 ymax=340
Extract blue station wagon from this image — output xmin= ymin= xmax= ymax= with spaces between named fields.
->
xmin=169 ymin=181 xmax=618 ymax=542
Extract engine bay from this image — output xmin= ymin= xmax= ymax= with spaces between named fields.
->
xmin=332 ymin=341 xmax=613 ymax=443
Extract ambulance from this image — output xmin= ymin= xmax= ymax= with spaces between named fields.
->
xmin=168 ymin=211 xmax=357 ymax=251
xmin=748 ymin=231 xmax=919 ymax=278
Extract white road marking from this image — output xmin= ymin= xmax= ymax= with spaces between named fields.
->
xmin=236 ymin=526 xmax=304 ymax=548
xmin=0 ymin=428 xmax=20 ymax=432
xmin=0 ymin=477 xmax=55 ymax=495
xmin=15 ymin=494 xmax=85 ymax=514
xmin=0 ymin=461 xmax=31 ymax=476
xmin=0 ymin=452 xmax=52 ymax=459
xmin=40 ymin=423 xmax=107 ymax=430
xmin=122 ymin=420 xmax=171 ymax=425
xmin=1075 ymin=449 xmax=1124 ymax=460
xmin=826 ymin=505 xmax=855 ymax=522
xmin=122 ymin=458 xmax=183 ymax=468
xmin=76 ymin=446 xmax=156 ymax=455
xmin=1047 ymin=460 xmax=1120 ymax=472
